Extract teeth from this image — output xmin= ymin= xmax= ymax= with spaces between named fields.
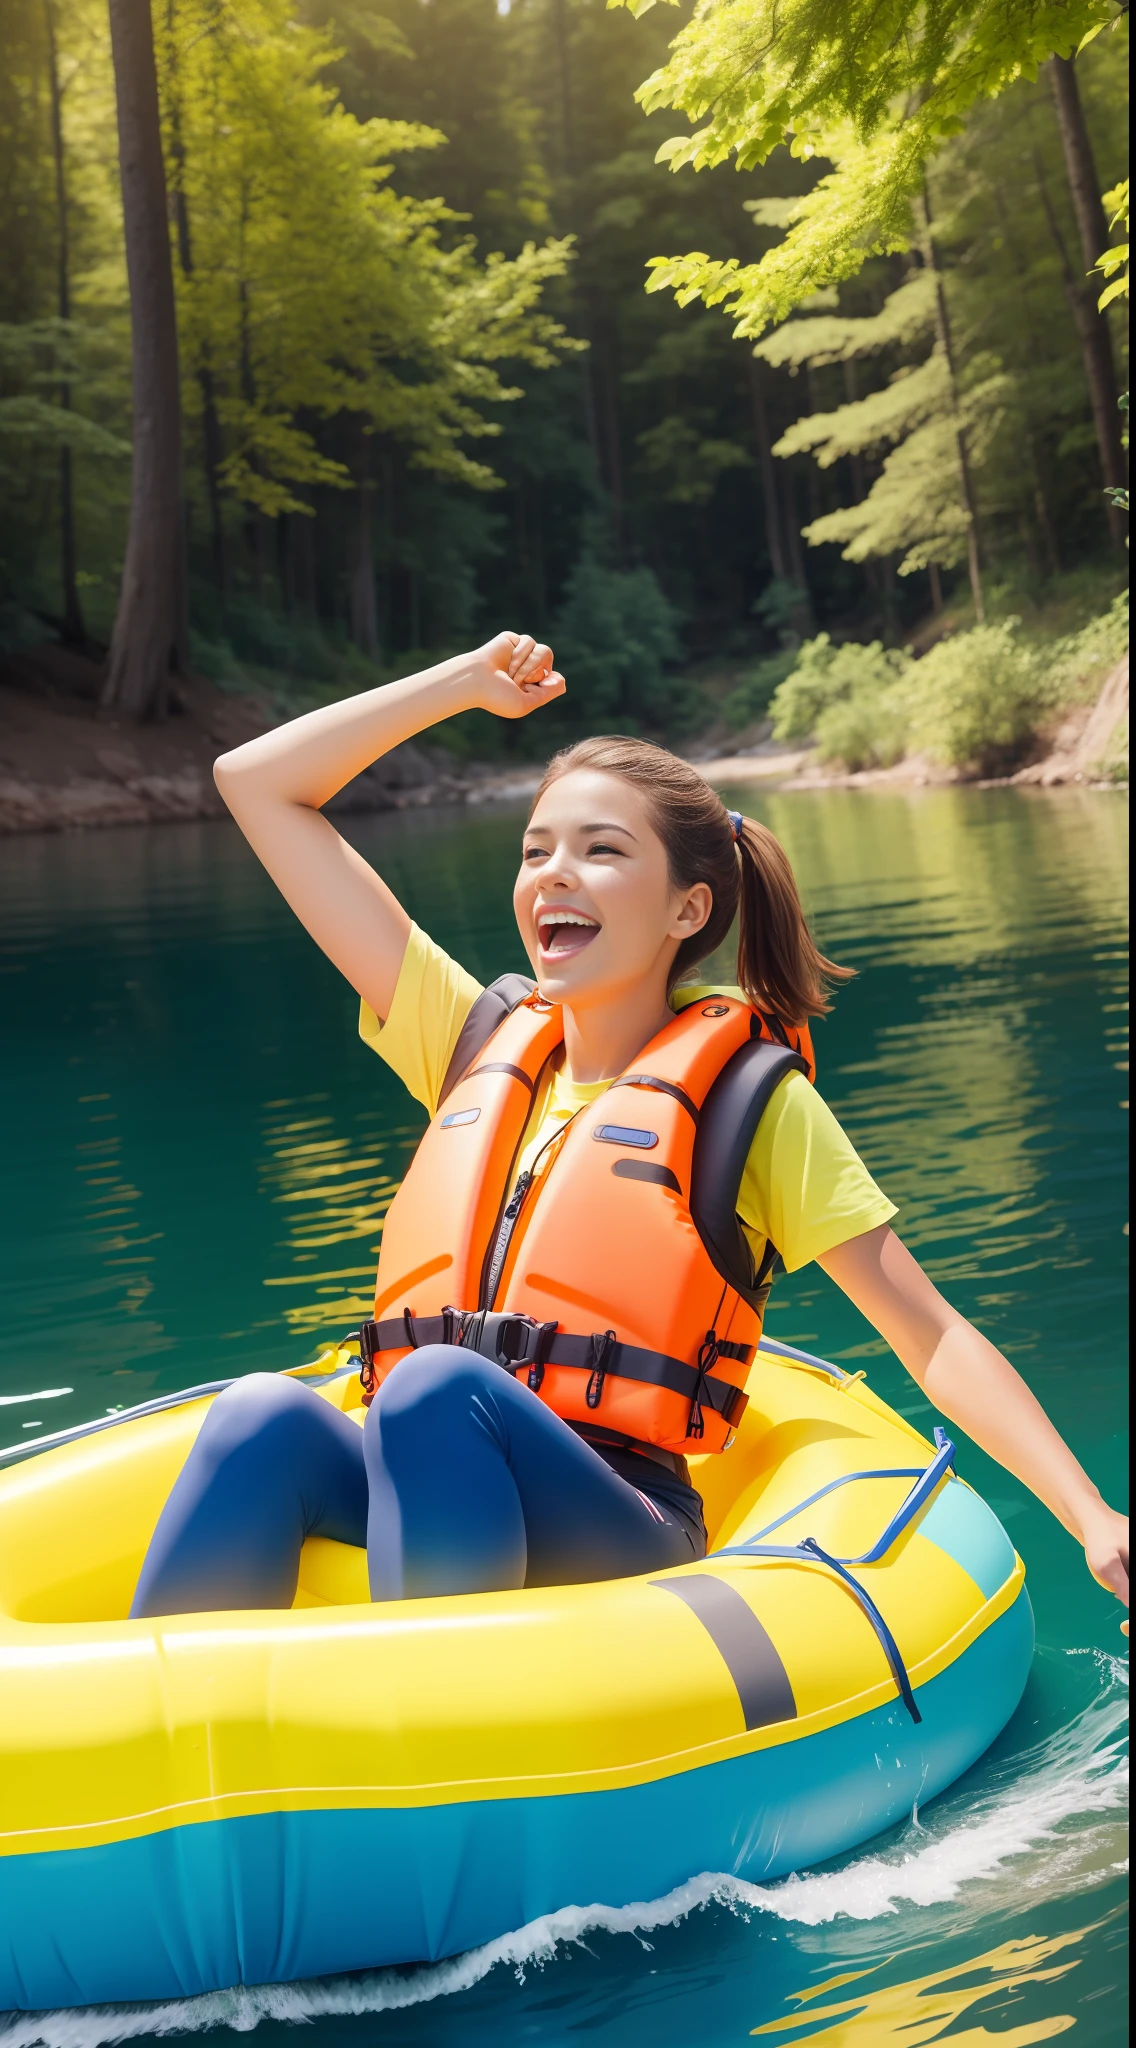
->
xmin=541 ymin=913 xmax=596 ymax=928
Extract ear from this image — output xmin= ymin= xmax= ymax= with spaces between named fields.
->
xmin=670 ymin=881 xmax=713 ymax=942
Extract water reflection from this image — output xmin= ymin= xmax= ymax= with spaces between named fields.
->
xmin=752 ymin=1920 xmax=1102 ymax=2043
xmin=257 ymin=1094 xmax=409 ymax=1340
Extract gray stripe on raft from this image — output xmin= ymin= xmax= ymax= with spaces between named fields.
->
xmin=652 ymin=1573 xmax=797 ymax=1731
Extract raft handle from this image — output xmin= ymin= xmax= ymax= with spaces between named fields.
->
xmin=709 ymin=1430 xmax=956 ymax=1723
xmin=754 ymin=1336 xmax=851 ymax=1380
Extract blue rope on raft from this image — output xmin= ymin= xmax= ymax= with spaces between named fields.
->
xmin=709 ymin=1429 xmax=958 ymax=1723
xmin=0 ymin=1363 xmax=359 ymax=1468
xmin=754 ymin=1335 xmax=849 ymax=1378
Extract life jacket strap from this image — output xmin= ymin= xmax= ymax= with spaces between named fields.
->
xmin=357 ymin=1310 xmax=750 ymax=1427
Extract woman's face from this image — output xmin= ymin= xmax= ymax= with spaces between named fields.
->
xmin=513 ymin=768 xmax=712 ymax=1010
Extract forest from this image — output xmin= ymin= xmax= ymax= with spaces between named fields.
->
xmin=0 ymin=0 xmax=1129 ymax=771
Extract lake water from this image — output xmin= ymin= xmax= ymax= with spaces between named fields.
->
xmin=0 ymin=784 xmax=1128 ymax=2047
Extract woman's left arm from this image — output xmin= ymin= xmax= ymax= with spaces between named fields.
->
xmin=819 ymin=1223 xmax=1129 ymax=1631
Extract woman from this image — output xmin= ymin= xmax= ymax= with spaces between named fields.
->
xmin=132 ymin=633 xmax=1129 ymax=1628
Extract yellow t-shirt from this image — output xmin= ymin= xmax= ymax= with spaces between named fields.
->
xmin=359 ymin=924 xmax=895 ymax=1274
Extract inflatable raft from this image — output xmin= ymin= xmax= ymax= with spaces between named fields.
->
xmin=0 ymin=1337 xmax=1033 ymax=2010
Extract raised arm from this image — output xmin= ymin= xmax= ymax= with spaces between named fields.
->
xmin=212 ymin=635 xmax=563 ymax=1021
xmin=820 ymin=1223 xmax=1129 ymax=1631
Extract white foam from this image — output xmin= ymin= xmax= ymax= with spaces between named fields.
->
xmin=3 ymin=1657 xmax=1127 ymax=2048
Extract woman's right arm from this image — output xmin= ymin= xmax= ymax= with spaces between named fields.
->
xmin=213 ymin=634 xmax=562 ymax=1021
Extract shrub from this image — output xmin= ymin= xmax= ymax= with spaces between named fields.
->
xmin=770 ymin=633 xmax=913 ymax=749
xmin=813 ymin=686 xmax=911 ymax=771
xmin=764 ymin=597 xmax=1128 ymax=779
xmin=723 ymin=649 xmax=799 ymax=730
xmin=1045 ymin=590 xmax=1129 ymax=704
xmin=189 ymin=629 xmax=243 ymax=683
xmin=550 ymin=555 xmax=685 ymax=733
xmin=905 ymin=620 xmax=1046 ymax=774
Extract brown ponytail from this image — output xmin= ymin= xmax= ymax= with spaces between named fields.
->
xmin=531 ymin=736 xmax=852 ymax=1027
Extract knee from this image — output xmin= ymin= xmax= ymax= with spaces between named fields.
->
xmin=198 ymin=1372 xmax=316 ymax=1460
xmin=367 ymin=1346 xmax=500 ymax=1438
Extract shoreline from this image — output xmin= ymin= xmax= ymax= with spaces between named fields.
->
xmin=1 ymin=648 xmax=1126 ymax=837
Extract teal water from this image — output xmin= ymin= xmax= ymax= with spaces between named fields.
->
xmin=0 ymin=785 xmax=1128 ymax=2046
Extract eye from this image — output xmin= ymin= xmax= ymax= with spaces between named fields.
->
xmin=587 ymin=840 xmax=624 ymax=858
xmin=522 ymin=843 xmax=549 ymax=863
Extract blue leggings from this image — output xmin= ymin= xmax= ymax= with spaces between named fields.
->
xmin=131 ymin=1348 xmax=705 ymax=1616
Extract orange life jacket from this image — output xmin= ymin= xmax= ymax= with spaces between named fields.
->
xmin=356 ymin=979 xmax=815 ymax=1457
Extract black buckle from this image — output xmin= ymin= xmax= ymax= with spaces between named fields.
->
xmin=356 ymin=1321 xmax=379 ymax=1396
xmin=461 ymin=1310 xmax=557 ymax=1372
xmin=585 ymin=1329 xmax=617 ymax=1410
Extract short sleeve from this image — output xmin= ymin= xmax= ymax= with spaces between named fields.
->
xmin=358 ymin=923 xmax=483 ymax=1115
xmin=737 ymin=1071 xmax=897 ymax=1273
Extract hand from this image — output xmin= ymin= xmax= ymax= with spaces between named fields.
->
xmin=1080 ymin=1503 xmax=1129 ymax=1636
xmin=462 ymin=632 xmax=566 ymax=721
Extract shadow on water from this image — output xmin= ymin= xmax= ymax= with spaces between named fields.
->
xmin=0 ymin=785 xmax=1128 ymax=2043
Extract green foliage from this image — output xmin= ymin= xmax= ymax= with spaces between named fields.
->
xmin=635 ymin=414 xmax=750 ymax=503
xmin=811 ymin=681 xmax=912 ymax=770
xmin=770 ymin=631 xmax=912 ymax=767
xmin=166 ymin=0 xmax=582 ymax=516
xmin=1093 ymin=178 xmax=1129 ymax=308
xmin=769 ymin=595 xmax=1129 ymax=776
xmin=745 ymin=20 xmax=1128 ymax=586
xmin=0 ymin=321 xmax=128 ymax=476
xmin=753 ymin=272 xmax=937 ymax=368
xmin=904 ymin=620 xmax=1044 ymax=771
xmin=760 ymin=270 xmax=1012 ymax=579
xmin=722 ymin=647 xmax=798 ymax=729
xmin=795 ymin=369 xmax=1009 ymax=575
xmin=548 ymin=551 xmax=684 ymax=731
xmin=0 ymin=0 xmax=1126 ymax=718
xmin=1043 ymin=588 xmax=1129 ymax=699
xmin=612 ymin=0 xmax=1122 ymax=333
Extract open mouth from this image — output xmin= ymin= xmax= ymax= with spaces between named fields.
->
xmin=537 ymin=910 xmax=600 ymax=959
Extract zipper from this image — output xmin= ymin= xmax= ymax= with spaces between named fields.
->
xmin=480 ymin=1103 xmax=587 ymax=1311
xmin=475 ymin=1051 xmax=557 ymax=1311
xmin=482 ymin=1170 xmax=534 ymax=1310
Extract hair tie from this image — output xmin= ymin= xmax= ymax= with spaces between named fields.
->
xmin=727 ymin=809 xmax=744 ymax=844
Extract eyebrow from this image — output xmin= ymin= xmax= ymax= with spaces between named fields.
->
xmin=523 ymin=820 xmax=637 ymax=839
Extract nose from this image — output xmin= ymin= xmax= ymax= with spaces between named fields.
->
xmin=535 ymin=839 xmax=579 ymax=891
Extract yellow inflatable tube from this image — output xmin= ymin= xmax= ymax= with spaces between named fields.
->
xmin=0 ymin=1339 xmax=1033 ymax=2009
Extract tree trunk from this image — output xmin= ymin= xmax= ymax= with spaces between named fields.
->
xmin=1042 ymin=62 xmax=1127 ymax=544
xmin=44 ymin=0 xmax=86 ymax=648
xmin=551 ymin=0 xmax=574 ymax=180
xmin=351 ymin=432 xmax=380 ymax=661
xmin=745 ymin=355 xmax=787 ymax=581
xmin=991 ymin=178 xmax=1062 ymax=573
xmin=166 ymin=2 xmax=227 ymax=608
xmin=781 ymin=466 xmax=815 ymax=631
xmin=283 ymin=505 xmax=315 ymax=616
xmin=1049 ymin=56 xmax=1116 ymax=276
xmin=528 ymin=476 xmax=547 ymax=626
xmin=881 ymin=551 xmax=898 ymax=633
xmin=595 ymin=326 xmax=625 ymax=562
xmin=920 ymin=183 xmax=984 ymax=623
xmin=200 ymin=367 xmax=227 ymax=598
xmin=802 ymin=366 xmax=824 ymax=529
xmin=102 ymin=0 xmax=182 ymax=720
xmin=841 ymin=357 xmax=870 ymax=509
